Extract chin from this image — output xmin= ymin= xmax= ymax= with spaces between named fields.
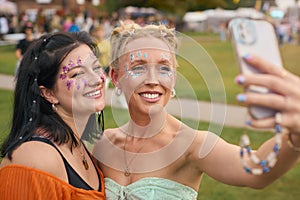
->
xmin=95 ymin=102 xmax=106 ymax=112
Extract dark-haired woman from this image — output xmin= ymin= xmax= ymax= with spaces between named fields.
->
xmin=0 ymin=31 xmax=106 ymax=199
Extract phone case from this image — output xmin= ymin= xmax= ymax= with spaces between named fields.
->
xmin=229 ymin=18 xmax=283 ymax=119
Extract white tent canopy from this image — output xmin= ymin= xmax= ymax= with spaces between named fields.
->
xmin=183 ymin=12 xmax=208 ymax=22
xmin=0 ymin=0 xmax=17 ymax=15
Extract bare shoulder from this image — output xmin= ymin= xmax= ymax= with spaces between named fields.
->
xmin=191 ymin=130 xmax=222 ymax=143
xmin=94 ymin=128 xmax=125 ymax=148
xmin=1 ymin=141 xmax=66 ymax=180
xmin=103 ymin=128 xmax=125 ymax=143
xmin=93 ymin=128 xmax=125 ymax=157
xmin=188 ymin=130 xmax=223 ymax=159
xmin=103 ymin=128 xmax=121 ymax=137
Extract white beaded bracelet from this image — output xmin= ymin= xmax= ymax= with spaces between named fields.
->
xmin=239 ymin=113 xmax=282 ymax=175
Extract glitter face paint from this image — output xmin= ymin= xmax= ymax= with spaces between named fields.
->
xmin=123 ymin=50 xmax=175 ymax=90
xmin=60 ymin=53 xmax=105 ymax=91
xmin=59 ymin=56 xmax=83 ymax=80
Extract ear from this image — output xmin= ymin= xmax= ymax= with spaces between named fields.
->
xmin=110 ymin=68 xmax=119 ymax=87
xmin=39 ymin=86 xmax=59 ymax=104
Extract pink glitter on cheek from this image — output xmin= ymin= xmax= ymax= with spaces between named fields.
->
xmin=68 ymin=59 xmax=75 ymax=67
xmin=77 ymin=56 xmax=82 ymax=65
xmin=76 ymin=82 xmax=81 ymax=90
xmin=66 ymin=80 xmax=73 ymax=90
xmin=100 ymin=74 xmax=105 ymax=84
xmin=60 ymin=65 xmax=70 ymax=80
xmin=82 ymin=79 xmax=88 ymax=88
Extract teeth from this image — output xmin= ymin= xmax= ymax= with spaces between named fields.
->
xmin=141 ymin=93 xmax=159 ymax=99
xmin=85 ymin=90 xmax=100 ymax=97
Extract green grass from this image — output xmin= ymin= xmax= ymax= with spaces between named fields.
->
xmin=0 ymin=90 xmax=13 ymax=144
xmin=176 ymin=33 xmax=300 ymax=104
xmin=1 ymin=35 xmax=300 ymax=105
xmin=1 ymin=89 xmax=300 ymax=199
xmin=0 ymin=45 xmax=16 ymax=75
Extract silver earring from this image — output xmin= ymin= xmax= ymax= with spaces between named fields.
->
xmin=171 ymin=88 xmax=176 ymax=98
xmin=114 ymin=87 xmax=122 ymax=96
xmin=52 ymin=103 xmax=58 ymax=112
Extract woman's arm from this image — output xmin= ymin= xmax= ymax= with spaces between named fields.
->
xmin=190 ymin=55 xmax=300 ymax=189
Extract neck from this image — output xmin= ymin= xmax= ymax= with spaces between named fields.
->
xmin=122 ymin=106 xmax=168 ymax=138
xmin=57 ymin=110 xmax=90 ymax=140
xmin=26 ymin=34 xmax=34 ymax=41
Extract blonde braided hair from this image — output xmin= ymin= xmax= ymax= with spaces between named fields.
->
xmin=110 ymin=21 xmax=178 ymax=71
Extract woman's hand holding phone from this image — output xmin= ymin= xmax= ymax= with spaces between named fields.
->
xmin=229 ymin=18 xmax=283 ymax=119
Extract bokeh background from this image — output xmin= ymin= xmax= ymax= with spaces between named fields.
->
xmin=1 ymin=0 xmax=300 ymax=199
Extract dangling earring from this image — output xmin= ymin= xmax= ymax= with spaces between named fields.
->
xmin=114 ymin=87 xmax=122 ymax=96
xmin=171 ymin=88 xmax=176 ymax=98
xmin=52 ymin=103 xmax=58 ymax=112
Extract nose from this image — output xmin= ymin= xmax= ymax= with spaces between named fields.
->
xmin=144 ymin=67 xmax=159 ymax=85
xmin=88 ymin=71 xmax=105 ymax=87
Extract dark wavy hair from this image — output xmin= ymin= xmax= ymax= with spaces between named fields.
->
xmin=1 ymin=31 xmax=103 ymax=159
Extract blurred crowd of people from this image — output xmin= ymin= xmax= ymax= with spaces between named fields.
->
xmin=1 ymin=8 xmax=175 ymax=40
xmin=10 ymin=9 xmax=175 ymax=92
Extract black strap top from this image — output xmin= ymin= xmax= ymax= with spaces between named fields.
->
xmin=28 ymin=137 xmax=101 ymax=191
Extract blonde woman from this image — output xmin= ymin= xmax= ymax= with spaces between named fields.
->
xmin=93 ymin=23 xmax=300 ymax=199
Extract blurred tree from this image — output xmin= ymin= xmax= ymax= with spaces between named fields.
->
xmin=106 ymin=0 xmax=228 ymax=17
xmin=103 ymin=0 xmax=121 ymax=14
xmin=223 ymin=0 xmax=254 ymax=9
xmin=103 ymin=0 xmax=278 ymax=18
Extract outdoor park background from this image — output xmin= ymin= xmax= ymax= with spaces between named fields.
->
xmin=1 ymin=31 xmax=300 ymax=199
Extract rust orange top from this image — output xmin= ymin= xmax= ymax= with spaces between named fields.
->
xmin=0 ymin=164 xmax=106 ymax=200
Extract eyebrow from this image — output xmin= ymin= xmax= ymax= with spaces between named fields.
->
xmin=158 ymin=59 xmax=171 ymax=65
xmin=130 ymin=59 xmax=147 ymax=65
xmin=68 ymin=59 xmax=99 ymax=72
xmin=130 ymin=59 xmax=171 ymax=66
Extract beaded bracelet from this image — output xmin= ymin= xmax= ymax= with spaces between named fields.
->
xmin=287 ymin=133 xmax=300 ymax=152
xmin=239 ymin=113 xmax=282 ymax=175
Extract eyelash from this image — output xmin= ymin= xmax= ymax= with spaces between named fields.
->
xmin=159 ymin=65 xmax=171 ymax=71
xmin=70 ymin=66 xmax=103 ymax=78
xmin=94 ymin=66 xmax=103 ymax=71
xmin=131 ymin=64 xmax=171 ymax=71
xmin=71 ymin=72 xmax=83 ymax=78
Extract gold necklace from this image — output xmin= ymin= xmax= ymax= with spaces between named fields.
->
xmin=78 ymin=142 xmax=89 ymax=170
xmin=123 ymin=134 xmax=146 ymax=176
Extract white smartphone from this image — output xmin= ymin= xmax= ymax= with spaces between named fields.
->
xmin=229 ymin=18 xmax=283 ymax=119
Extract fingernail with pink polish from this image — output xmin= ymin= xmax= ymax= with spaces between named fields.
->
xmin=235 ymin=76 xmax=245 ymax=85
xmin=242 ymin=53 xmax=252 ymax=60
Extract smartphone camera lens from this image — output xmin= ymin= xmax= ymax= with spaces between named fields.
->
xmin=236 ymin=19 xmax=256 ymax=45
